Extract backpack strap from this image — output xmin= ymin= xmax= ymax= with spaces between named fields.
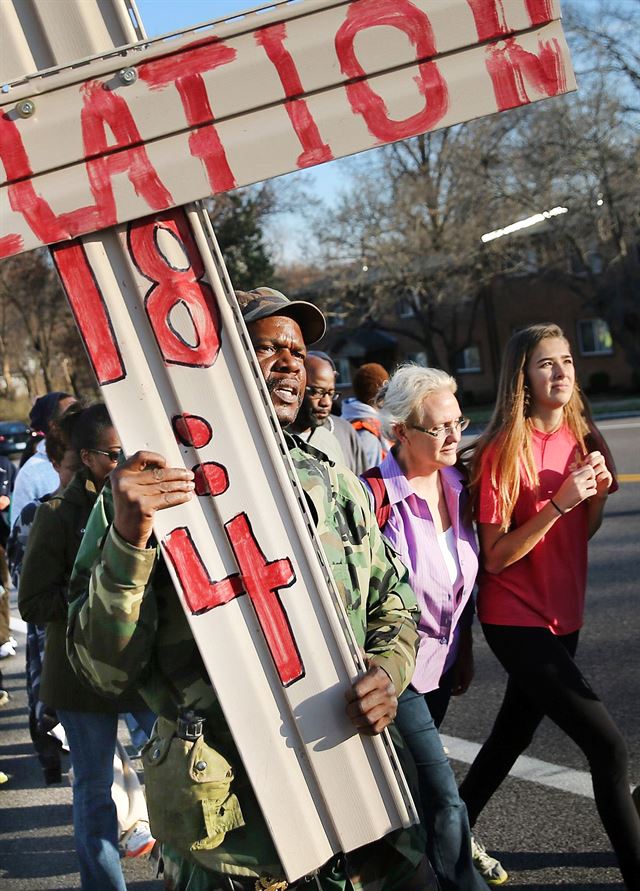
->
xmin=350 ymin=418 xmax=388 ymax=461
xmin=361 ymin=466 xmax=391 ymax=530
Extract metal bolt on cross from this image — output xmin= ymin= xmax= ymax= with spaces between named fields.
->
xmin=16 ymin=98 xmax=36 ymax=117
xmin=118 ymin=67 xmax=137 ymax=84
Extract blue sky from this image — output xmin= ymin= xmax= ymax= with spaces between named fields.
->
xmin=135 ymin=0 xmax=350 ymax=263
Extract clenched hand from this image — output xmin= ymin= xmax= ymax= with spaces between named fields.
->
xmin=112 ymin=451 xmax=194 ymax=549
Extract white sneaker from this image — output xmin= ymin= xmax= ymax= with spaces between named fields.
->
xmin=119 ymin=821 xmax=155 ymax=858
xmin=0 ymin=690 xmax=9 ymax=708
xmin=0 ymin=642 xmax=16 ymax=658
xmin=9 ymin=637 xmax=17 ymax=648
xmin=471 ymin=836 xmax=508 ymax=885
xmin=47 ymin=723 xmax=69 ymax=752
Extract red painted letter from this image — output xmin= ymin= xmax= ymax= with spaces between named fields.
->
xmin=52 ymin=241 xmax=126 ymax=385
xmin=465 ymin=0 xmax=555 ymax=42
xmin=485 ymin=37 xmax=567 ymax=111
xmin=81 ymin=81 xmax=173 ymax=227
xmin=127 ymin=211 xmax=222 ymax=368
xmin=255 ymin=23 xmax=333 ymax=168
xmin=465 ymin=0 xmax=509 ymax=41
xmin=225 ymin=513 xmax=302 ymax=686
xmin=193 ymin=462 xmax=229 ymax=496
xmin=0 ymin=113 xmax=99 ymax=254
xmin=525 ymin=0 xmax=555 ymax=26
xmin=164 ymin=527 xmax=243 ymax=614
xmin=335 ymin=0 xmax=449 ymax=142
xmin=173 ymin=414 xmax=214 ymax=449
xmin=164 ymin=517 xmax=303 ymax=686
xmin=139 ymin=39 xmax=237 ymax=193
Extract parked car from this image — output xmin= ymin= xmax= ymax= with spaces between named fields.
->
xmin=0 ymin=420 xmax=30 ymax=457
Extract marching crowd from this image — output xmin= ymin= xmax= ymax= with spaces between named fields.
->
xmin=1 ymin=288 xmax=638 ymax=891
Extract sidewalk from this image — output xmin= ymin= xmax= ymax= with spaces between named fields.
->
xmin=0 ymin=590 xmax=160 ymax=890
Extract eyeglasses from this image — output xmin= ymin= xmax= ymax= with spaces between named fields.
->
xmin=89 ymin=448 xmax=124 ymax=463
xmin=305 ymin=386 xmax=338 ymax=401
xmin=411 ymin=417 xmax=470 ymax=439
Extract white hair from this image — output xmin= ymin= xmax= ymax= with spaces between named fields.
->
xmin=380 ymin=364 xmax=457 ymax=439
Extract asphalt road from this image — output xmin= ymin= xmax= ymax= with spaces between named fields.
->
xmin=0 ymin=418 xmax=638 ymax=889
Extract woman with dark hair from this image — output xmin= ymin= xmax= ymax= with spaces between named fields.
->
xmin=19 ymin=403 xmax=155 ymax=889
xmin=458 ymin=324 xmax=639 ymax=888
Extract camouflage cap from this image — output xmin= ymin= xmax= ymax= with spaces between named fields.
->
xmin=235 ymin=287 xmax=326 ymax=345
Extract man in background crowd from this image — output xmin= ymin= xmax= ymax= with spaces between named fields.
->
xmin=288 ymin=351 xmax=366 ymax=475
xmin=342 ymin=363 xmax=390 ymax=470
xmin=11 ymin=392 xmax=77 ymax=528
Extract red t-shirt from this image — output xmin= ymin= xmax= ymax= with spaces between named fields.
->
xmin=476 ymin=425 xmax=611 ymax=635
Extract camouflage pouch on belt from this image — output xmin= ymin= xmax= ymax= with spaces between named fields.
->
xmin=142 ymin=715 xmax=245 ymax=855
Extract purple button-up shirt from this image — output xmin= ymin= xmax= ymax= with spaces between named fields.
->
xmin=362 ymin=450 xmax=479 ymax=693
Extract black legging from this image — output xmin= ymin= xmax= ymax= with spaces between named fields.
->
xmin=458 ymin=624 xmax=640 ymax=889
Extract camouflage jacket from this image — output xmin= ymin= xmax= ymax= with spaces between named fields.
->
xmin=67 ymin=435 xmax=420 ymax=881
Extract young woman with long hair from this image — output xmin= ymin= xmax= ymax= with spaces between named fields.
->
xmin=458 ymin=324 xmax=640 ymax=888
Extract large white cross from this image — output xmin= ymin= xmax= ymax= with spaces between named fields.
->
xmin=0 ymin=0 xmax=576 ymax=879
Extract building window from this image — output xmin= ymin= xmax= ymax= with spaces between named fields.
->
xmin=407 ymin=351 xmax=428 ymax=367
xmin=335 ymin=358 xmax=352 ymax=387
xmin=456 ymin=345 xmax=482 ymax=374
xmin=577 ymin=319 xmax=613 ymax=356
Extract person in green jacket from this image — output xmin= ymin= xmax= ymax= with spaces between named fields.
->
xmin=19 ymin=403 xmax=156 ymax=891
xmin=67 ymin=290 xmax=432 ymax=891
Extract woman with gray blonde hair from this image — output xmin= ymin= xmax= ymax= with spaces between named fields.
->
xmin=368 ymin=364 xmax=476 ymax=725
xmin=362 ymin=364 xmax=496 ymax=889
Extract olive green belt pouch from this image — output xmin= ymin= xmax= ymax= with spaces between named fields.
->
xmin=142 ymin=716 xmax=245 ymax=855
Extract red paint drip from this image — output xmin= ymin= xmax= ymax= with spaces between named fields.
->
xmin=486 ymin=36 xmax=567 ymax=111
xmin=164 ymin=527 xmax=243 ymax=614
xmin=127 ymin=211 xmax=222 ymax=368
xmin=172 ymin=413 xmax=213 ymax=449
xmin=255 ymin=23 xmax=333 ymax=168
xmin=52 ymin=241 xmax=125 ymax=385
xmin=335 ymin=0 xmax=449 ymax=143
xmin=139 ymin=39 xmax=237 ymax=193
xmin=193 ymin=462 xmax=229 ymax=496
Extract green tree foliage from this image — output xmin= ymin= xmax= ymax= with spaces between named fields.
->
xmin=205 ymin=184 xmax=275 ymax=290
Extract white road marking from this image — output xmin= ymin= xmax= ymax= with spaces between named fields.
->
xmin=7 ymin=618 xmax=635 ymax=802
xmin=597 ymin=420 xmax=640 ymax=430
xmin=440 ymin=734 xmax=596 ymax=798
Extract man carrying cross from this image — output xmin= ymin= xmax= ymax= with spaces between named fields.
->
xmin=66 ymin=289 xmax=434 ymax=891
